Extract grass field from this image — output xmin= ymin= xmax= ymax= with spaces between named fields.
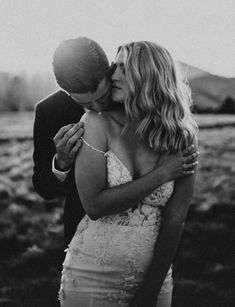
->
xmin=0 ymin=112 xmax=234 ymax=307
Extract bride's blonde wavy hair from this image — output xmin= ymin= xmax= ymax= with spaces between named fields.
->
xmin=117 ymin=41 xmax=198 ymax=153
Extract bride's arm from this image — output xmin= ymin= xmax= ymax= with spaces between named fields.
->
xmin=130 ymin=138 xmax=198 ymax=306
xmin=75 ymin=112 xmax=197 ymax=220
xmin=75 ymin=111 xmax=164 ymax=219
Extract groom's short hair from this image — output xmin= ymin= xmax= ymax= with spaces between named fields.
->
xmin=53 ymin=37 xmax=109 ymax=94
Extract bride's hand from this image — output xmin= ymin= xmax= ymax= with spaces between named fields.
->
xmin=157 ymin=144 xmax=199 ymax=181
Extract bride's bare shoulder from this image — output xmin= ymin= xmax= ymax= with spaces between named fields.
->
xmin=81 ymin=111 xmax=111 ymax=131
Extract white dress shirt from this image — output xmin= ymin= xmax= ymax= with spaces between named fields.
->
xmin=52 ymin=155 xmax=71 ymax=182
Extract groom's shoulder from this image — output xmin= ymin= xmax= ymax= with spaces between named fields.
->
xmin=36 ymin=90 xmax=73 ymax=113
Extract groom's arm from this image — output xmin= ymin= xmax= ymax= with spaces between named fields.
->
xmin=32 ymin=90 xmax=84 ymax=201
xmin=32 ymin=103 xmax=66 ymax=200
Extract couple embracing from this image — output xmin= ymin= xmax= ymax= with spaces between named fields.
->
xmin=32 ymin=37 xmax=199 ymax=307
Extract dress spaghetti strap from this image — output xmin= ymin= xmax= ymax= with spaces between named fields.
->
xmin=81 ymin=137 xmax=106 ymax=155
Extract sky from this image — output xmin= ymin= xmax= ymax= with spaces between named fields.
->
xmin=0 ymin=0 xmax=234 ymax=77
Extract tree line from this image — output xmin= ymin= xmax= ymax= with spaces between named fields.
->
xmin=0 ymin=72 xmax=58 ymax=112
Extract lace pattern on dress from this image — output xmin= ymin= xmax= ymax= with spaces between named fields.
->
xmin=96 ymin=151 xmax=174 ymax=228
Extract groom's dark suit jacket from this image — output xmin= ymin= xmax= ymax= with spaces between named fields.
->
xmin=32 ymin=90 xmax=85 ymax=246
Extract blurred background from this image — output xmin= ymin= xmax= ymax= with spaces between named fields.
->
xmin=0 ymin=0 xmax=234 ymax=306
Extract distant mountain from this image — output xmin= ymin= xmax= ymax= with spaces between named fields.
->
xmin=179 ymin=63 xmax=235 ymax=113
xmin=179 ymin=62 xmax=210 ymax=80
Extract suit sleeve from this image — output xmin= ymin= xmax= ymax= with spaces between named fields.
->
xmin=32 ymin=103 xmax=66 ymax=200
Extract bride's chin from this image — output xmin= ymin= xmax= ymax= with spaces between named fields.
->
xmin=112 ymin=95 xmax=124 ymax=104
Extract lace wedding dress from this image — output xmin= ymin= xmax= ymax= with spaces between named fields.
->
xmin=59 ymin=143 xmax=174 ymax=307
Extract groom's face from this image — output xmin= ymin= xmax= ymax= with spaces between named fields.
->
xmin=69 ymin=78 xmax=112 ymax=112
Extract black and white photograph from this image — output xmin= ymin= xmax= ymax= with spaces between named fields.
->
xmin=0 ymin=1 xmax=234 ymax=306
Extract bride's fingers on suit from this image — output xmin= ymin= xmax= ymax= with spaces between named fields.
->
xmin=183 ymin=170 xmax=195 ymax=175
xmin=184 ymin=151 xmax=199 ymax=163
xmin=181 ymin=144 xmax=195 ymax=156
xmin=183 ymin=161 xmax=199 ymax=171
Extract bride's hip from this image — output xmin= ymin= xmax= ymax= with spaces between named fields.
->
xmin=69 ymin=223 xmax=159 ymax=258
xmin=63 ymin=228 xmax=158 ymax=284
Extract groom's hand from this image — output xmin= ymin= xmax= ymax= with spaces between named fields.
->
xmin=53 ymin=122 xmax=84 ymax=171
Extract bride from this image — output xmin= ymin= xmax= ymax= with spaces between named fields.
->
xmin=59 ymin=41 xmax=198 ymax=307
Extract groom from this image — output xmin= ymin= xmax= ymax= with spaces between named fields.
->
xmin=32 ymin=36 xmax=198 ymax=247
xmin=33 ymin=37 xmax=114 ymax=246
